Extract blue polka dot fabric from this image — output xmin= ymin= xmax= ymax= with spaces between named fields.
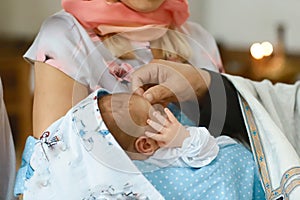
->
xmin=135 ymin=143 xmax=266 ymax=200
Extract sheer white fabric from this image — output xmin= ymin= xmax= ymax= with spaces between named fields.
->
xmin=21 ymin=90 xmax=163 ymax=200
xmin=0 ymin=78 xmax=16 ymax=200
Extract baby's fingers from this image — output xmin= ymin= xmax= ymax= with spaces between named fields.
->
xmin=153 ymin=111 xmax=169 ymax=126
xmin=147 ymin=119 xmax=164 ymax=132
xmin=164 ymin=108 xmax=178 ymax=123
xmin=145 ymin=131 xmax=164 ymax=142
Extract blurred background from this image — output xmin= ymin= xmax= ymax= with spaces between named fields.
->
xmin=1 ymin=0 xmax=300 ymax=160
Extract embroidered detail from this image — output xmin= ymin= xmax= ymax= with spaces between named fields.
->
xmin=40 ymin=131 xmax=60 ymax=148
xmin=271 ymin=167 xmax=300 ymax=200
xmin=40 ymin=131 xmax=50 ymax=140
xmin=241 ymin=97 xmax=271 ymax=197
xmin=241 ymin=97 xmax=300 ymax=200
xmin=107 ymin=61 xmax=134 ymax=82
xmin=98 ymin=129 xmax=110 ymax=136
xmin=82 ymin=182 xmax=149 ymax=200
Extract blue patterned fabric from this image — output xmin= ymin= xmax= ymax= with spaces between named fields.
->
xmin=17 ymin=138 xmax=265 ymax=199
xmin=14 ymin=136 xmax=37 ymax=196
xmin=135 ymin=143 xmax=266 ymax=200
xmin=14 ymin=100 xmax=265 ymax=199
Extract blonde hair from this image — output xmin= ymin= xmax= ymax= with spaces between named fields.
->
xmin=101 ymin=29 xmax=192 ymax=62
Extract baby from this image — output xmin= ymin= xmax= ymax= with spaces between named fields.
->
xmin=98 ymin=92 xmax=221 ymax=168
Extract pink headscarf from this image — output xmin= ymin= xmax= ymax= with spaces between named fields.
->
xmin=61 ymin=0 xmax=190 ymax=30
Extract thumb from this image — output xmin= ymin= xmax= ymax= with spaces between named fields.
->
xmin=143 ymin=84 xmax=174 ymax=104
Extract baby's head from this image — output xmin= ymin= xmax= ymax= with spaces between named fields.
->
xmin=98 ymin=93 xmax=161 ymax=159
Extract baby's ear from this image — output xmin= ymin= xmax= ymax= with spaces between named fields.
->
xmin=135 ymin=136 xmax=158 ymax=156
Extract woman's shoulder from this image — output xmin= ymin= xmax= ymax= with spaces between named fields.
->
xmin=180 ymin=21 xmax=213 ymax=40
xmin=38 ymin=10 xmax=84 ymax=38
xmin=32 ymin=10 xmax=93 ymax=54
xmin=42 ymin=10 xmax=77 ymax=29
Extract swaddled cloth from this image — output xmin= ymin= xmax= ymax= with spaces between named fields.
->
xmin=15 ymin=89 xmax=163 ymax=200
xmin=14 ymin=88 xmax=265 ymax=200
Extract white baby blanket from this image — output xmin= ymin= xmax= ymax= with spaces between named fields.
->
xmin=22 ymin=89 xmax=163 ymax=200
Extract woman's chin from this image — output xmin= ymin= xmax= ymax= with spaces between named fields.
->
xmin=120 ymin=0 xmax=166 ymax=12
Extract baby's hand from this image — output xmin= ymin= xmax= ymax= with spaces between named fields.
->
xmin=146 ymin=108 xmax=190 ymax=148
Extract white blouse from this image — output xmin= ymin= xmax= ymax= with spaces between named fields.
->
xmin=24 ymin=10 xmax=223 ymax=94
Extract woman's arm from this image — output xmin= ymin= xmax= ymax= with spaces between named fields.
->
xmin=199 ymin=70 xmax=249 ymax=146
xmin=131 ymin=60 xmax=249 ymax=145
xmin=32 ymin=62 xmax=88 ymax=138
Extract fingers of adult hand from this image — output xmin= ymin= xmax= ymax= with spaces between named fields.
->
xmin=150 ymin=59 xmax=177 ymax=66
xmin=131 ymin=76 xmax=145 ymax=95
xmin=143 ymin=85 xmax=173 ymax=104
xmin=147 ymin=119 xmax=164 ymax=132
xmin=133 ymin=87 xmax=144 ymax=96
xmin=131 ymin=63 xmax=158 ymax=92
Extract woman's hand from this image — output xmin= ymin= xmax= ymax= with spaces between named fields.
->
xmin=145 ymin=108 xmax=190 ymax=148
xmin=131 ymin=59 xmax=211 ymax=104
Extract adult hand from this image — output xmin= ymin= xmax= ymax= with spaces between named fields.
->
xmin=131 ymin=59 xmax=211 ymax=104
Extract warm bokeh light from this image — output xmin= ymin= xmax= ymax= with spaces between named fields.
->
xmin=250 ymin=41 xmax=274 ymax=59
xmin=250 ymin=43 xmax=264 ymax=59
xmin=261 ymin=41 xmax=273 ymax=56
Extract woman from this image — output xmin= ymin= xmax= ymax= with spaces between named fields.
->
xmin=27 ymin=0 xmax=223 ymax=138
xmin=16 ymin=1 xmax=265 ymax=199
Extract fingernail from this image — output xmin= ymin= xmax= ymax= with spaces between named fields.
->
xmin=144 ymin=93 xmax=153 ymax=102
xmin=134 ymin=88 xmax=144 ymax=96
